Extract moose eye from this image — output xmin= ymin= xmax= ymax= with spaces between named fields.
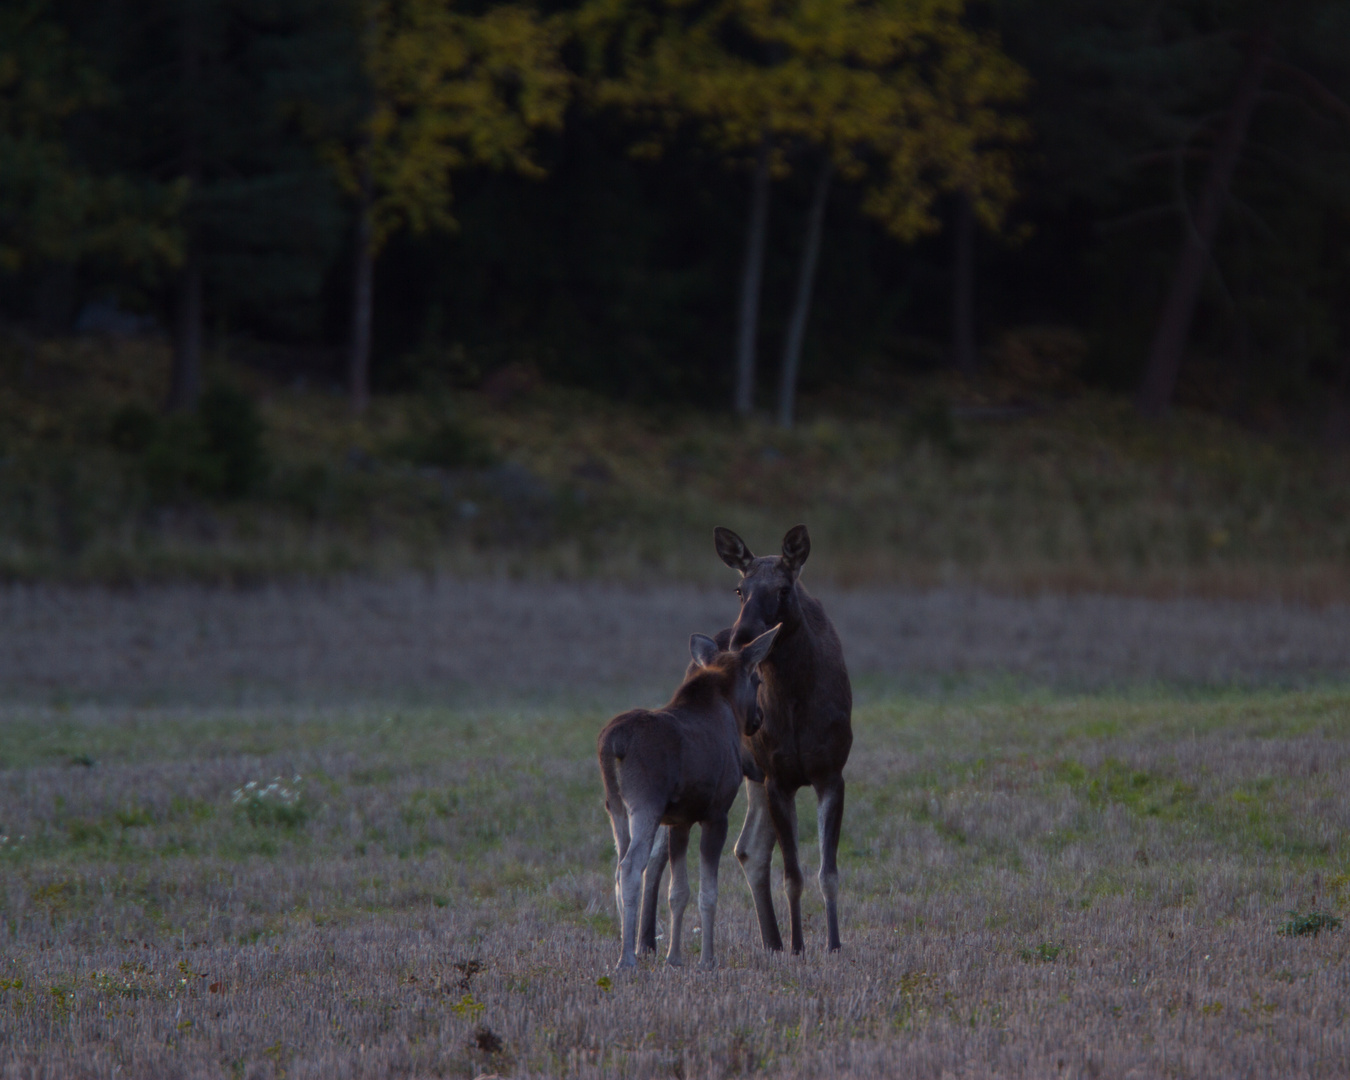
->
xmin=735 ymin=587 xmax=743 ymax=599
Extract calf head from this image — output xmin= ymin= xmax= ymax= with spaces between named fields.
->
xmin=714 ymin=525 xmax=810 ymax=648
xmin=689 ymin=624 xmax=780 ymax=737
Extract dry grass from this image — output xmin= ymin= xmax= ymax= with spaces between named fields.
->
xmin=5 ymin=579 xmax=1350 ymax=703
xmin=7 ymin=334 xmax=1350 ymax=596
xmin=1 ymin=686 xmax=1347 ymax=1078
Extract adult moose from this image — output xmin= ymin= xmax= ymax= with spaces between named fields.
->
xmin=598 ymin=625 xmax=781 ymax=970
xmin=718 ymin=524 xmax=853 ymax=954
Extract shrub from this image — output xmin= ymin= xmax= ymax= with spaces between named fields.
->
xmin=391 ymin=410 xmax=495 ymax=469
xmin=137 ymin=386 xmax=270 ymax=502
xmin=197 ymin=385 xmax=269 ymax=497
xmin=107 ymin=404 xmax=158 ymax=452
xmin=904 ymin=391 xmax=962 ymax=455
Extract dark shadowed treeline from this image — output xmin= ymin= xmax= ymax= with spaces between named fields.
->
xmin=3 ymin=0 xmax=1349 ymax=422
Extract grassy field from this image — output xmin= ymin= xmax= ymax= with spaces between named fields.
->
xmin=2 ymin=685 xmax=1347 ymax=1078
xmin=6 ymin=333 xmax=1350 ymax=597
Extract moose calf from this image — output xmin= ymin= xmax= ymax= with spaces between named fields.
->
xmin=597 ymin=625 xmax=780 ymax=970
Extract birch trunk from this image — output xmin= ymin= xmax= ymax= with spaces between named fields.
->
xmin=777 ymin=157 xmax=832 ymax=429
xmin=1136 ymin=28 xmax=1273 ymax=418
xmin=169 ymin=250 xmax=203 ymax=409
xmin=734 ymin=140 xmax=772 ymax=417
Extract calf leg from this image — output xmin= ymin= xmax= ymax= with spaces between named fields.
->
xmin=734 ymin=779 xmax=783 ymax=951
xmin=638 ymin=826 xmax=669 ymax=954
xmin=617 ymin=810 xmax=660 ymax=969
xmin=813 ymin=774 xmax=846 ymax=952
xmin=765 ymin=780 xmax=804 ymax=954
xmin=664 ymin=826 xmax=692 ymax=966
xmin=697 ymin=815 xmax=728 ymax=970
xmin=608 ymin=803 xmax=631 ymax=920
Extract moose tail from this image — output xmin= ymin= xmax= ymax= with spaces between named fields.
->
xmin=597 ymin=716 xmax=636 ymax=817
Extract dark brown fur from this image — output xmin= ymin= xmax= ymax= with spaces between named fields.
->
xmin=597 ymin=626 xmax=779 ymax=970
xmin=717 ymin=524 xmax=853 ymax=953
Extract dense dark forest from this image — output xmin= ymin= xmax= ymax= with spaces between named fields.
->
xmin=4 ymin=0 xmax=1349 ymax=424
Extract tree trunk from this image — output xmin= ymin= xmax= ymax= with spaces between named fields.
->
xmin=777 ymin=156 xmax=832 ymax=429
xmin=168 ymin=248 xmax=203 ymax=409
xmin=349 ymin=169 xmax=375 ymax=415
xmin=1136 ymin=28 xmax=1273 ymax=418
xmin=167 ymin=0 xmax=203 ymax=411
xmin=952 ymin=191 xmax=977 ymax=376
xmin=734 ymin=139 xmax=772 ymax=417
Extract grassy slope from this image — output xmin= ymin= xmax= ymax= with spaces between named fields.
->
xmin=3 ymin=335 xmax=1350 ymax=594
xmin=0 ymin=687 xmax=1346 ymax=1077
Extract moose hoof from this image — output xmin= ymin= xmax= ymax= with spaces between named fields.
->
xmin=698 ymin=958 xmax=717 ymax=972
xmin=665 ymin=954 xmax=684 ymax=968
xmin=616 ymin=955 xmax=637 ymax=970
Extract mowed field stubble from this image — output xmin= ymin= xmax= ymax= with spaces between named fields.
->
xmin=1 ymin=582 xmax=1349 ymax=1079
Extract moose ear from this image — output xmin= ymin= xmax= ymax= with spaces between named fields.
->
xmin=689 ymin=633 xmax=719 ymax=668
xmin=781 ymin=524 xmax=810 ymax=576
xmin=739 ymin=624 xmax=781 ymax=670
xmin=714 ymin=527 xmax=755 ymax=573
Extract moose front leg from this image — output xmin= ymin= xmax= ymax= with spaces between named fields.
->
xmin=765 ymin=780 xmax=804 ymax=954
xmin=697 ymin=816 xmax=728 ymax=970
xmin=734 ymin=778 xmax=783 ymax=951
xmin=814 ymin=773 xmax=846 ymax=952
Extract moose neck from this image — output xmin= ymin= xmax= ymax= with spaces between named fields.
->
xmin=670 ymin=667 xmax=734 ymax=715
xmin=761 ymin=603 xmax=813 ymax=687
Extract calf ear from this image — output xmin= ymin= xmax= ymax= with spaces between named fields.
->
xmin=714 ymin=527 xmax=755 ymax=573
xmin=781 ymin=524 xmax=810 ymax=577
xmin=739 ymin=623 xmax=781 ymax=669
xmin=689 ymin=633 xmax=719 ymax=668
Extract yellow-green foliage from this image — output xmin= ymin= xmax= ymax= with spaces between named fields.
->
xmin=328 ymin=0 xmax=570 ymax=253
xmin=0 ymin=1 xmax=183 ymax=271
xmin=579 ymin=0 xmax=1027 ymax=236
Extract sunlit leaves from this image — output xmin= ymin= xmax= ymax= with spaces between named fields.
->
xmin=579 ymin=0 xmax=1027 ymax=238
xmin=331 ymin=0 xmax=570 ymax=253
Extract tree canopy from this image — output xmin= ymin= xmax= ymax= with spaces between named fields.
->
xmin=3 ymin=0 xmax=1348 ymax=424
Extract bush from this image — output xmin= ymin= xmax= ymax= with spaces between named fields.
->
xmin=904 ymin=391 xmax=962 ymax=455
xmin=391 ymin=408 xmax=495 ymax=469
xmin=197 ymin=385 xmax=269 ymax=498
xmin=131 ymin=386 xmax=270 ymax=502
xmin=107 ymin=404 xmax=158 ymax=452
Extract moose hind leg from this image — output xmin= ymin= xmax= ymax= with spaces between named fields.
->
xmin=814 ymin=774 xmax=846 ymax=952
xmin=766 ymin=781 xmax=804 ymax=954
xmin=638 ymin=826 xmax=670 ymax=954
xmin=664 ymin=827 xmax=691 ymax=967
xmin=608 ymin=804 xmax=632 ymax=922
xmin=617 ymin=811 xmax=659 ymax=969
xmin=697 ymin=816 xmax=728 ymax=970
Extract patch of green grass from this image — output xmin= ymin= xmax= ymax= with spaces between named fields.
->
xmin=1019 ymin=942 xmax=1064 ymax=963
xmin=1277 ymin=910 xmax=1342 ymax=937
